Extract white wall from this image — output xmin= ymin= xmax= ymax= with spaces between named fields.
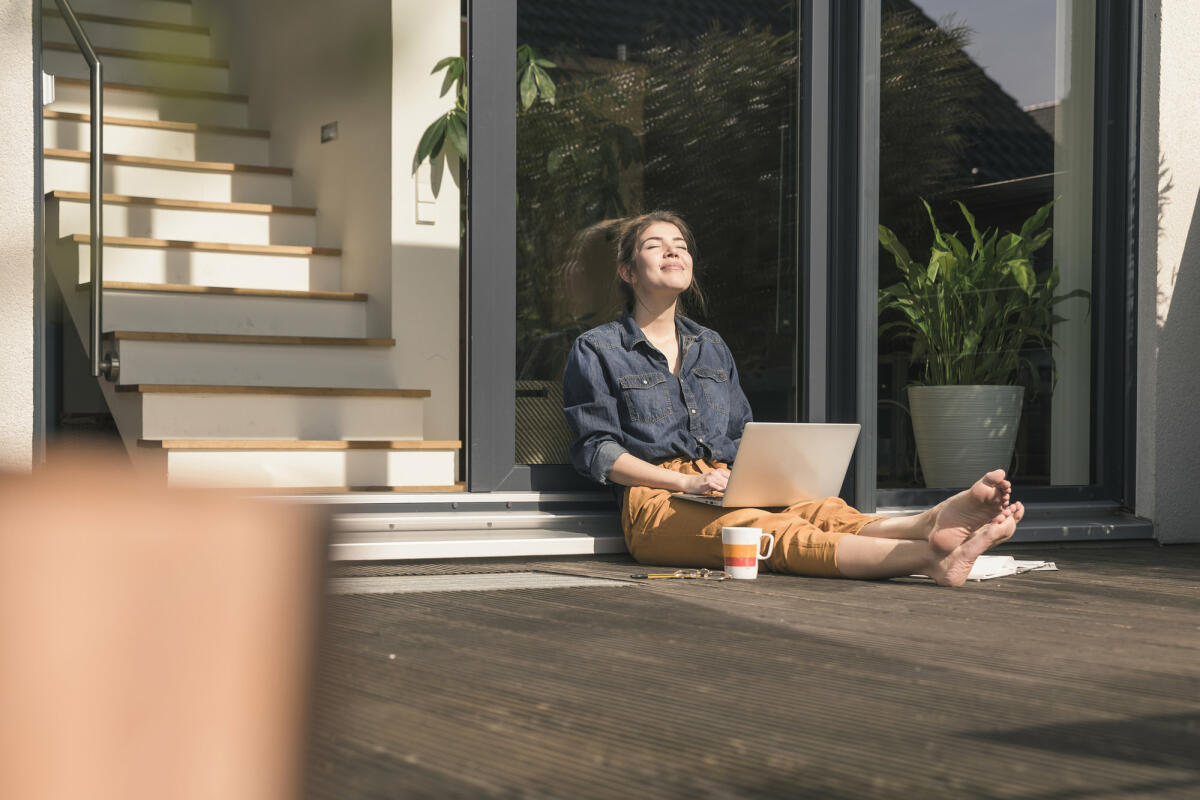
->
xmin=1137 ymin=0 xmax=1200 ymax=543
xmin=0 ymin=0 xmax=35 ymax=471
xmin=197 ymin=0 xmax=394 ymax=337
xmin=389 ymin=0 xmax=462 ymax=443
xmin=198 ymin=0 xmax=462 ymax=442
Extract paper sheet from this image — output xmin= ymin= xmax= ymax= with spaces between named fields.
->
xmin=911 ymin=555 xmax=1059 ymax=582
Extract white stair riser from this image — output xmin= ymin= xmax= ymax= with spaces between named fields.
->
xmin=52 ymin=199 xmax=315 ymax=247
xmin=45 ymin=157 xmax=293 ymax=204
xmin=164 ymin=450 xmax=458 ymax=489
xmin=114 ymin=340 xmax=396 ymax=387
xmin=71 ymin=243 xmax=342 ymax=293
xmin=44 ymin=49 xmax=231 ymax=93
xmin=50 ymin=82 xmax=248 ymax=127
xmin=102 ymin=290 xmax=366 ymax=337
xmin=43 ymin=16 xmax=212 ymax=57
xmin=60 ymin=0 xmax=193 ymax=25
xmin=141 ymin=394 xmax=424 ymax=440
xmin=46 ymin=117 xmax=270 ymax=164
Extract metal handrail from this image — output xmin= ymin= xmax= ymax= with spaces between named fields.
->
xmin=53 ymin=0 xmax=115 ymax=379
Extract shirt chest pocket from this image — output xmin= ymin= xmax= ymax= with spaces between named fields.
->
xmin=618 ymin=372 xmax=673 ymax=423
xmin=692 ymin=366 xmax=730 ymax=413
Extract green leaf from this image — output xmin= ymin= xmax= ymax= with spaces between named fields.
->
xmin=1029 ymin=228 xmax=1053 ymax=253
xmin=1019 ymin=198 xmax=1055 ymax=240
xmin=533 ymin=65 xmax=556 ymax=105
xmin=446 ymin=112 xmax=467 ymax=160
xmin=439 ymin=59 xmax=464 ymax=98
xmin=996 ymin=233 xmax=1022 ymax=261
xmin=1010 ymin=259 xmax=1035 ymax=295
xmin=946 ymin=233 xmax=969 ymax=268
xmin=878 ymin=225 xmax=913 ymax=270
xmin=957 ymin=201 xmax=984 ymax=257
xmin=432 ymin=56 xmax=460 ymax=74
xmin=413 ymin=116 xmax=448 ymax=173
xmin=546 ymin=146 xmax=567 ymax=175
xmin=519 ymin=65 xmax=536 ymax=110
xmin=922 ymin=198 xmax=949 ymax=249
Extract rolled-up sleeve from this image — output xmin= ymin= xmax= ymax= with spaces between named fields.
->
xmin=562 ymin=337 xmax=628 ymax=484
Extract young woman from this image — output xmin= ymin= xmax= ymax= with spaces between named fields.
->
xmin=561 ymin=211 xmax=1024 ymax=586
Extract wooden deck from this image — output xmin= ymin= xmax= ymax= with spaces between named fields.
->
xmin=306 ymin=543 xmax=1200 ymax=799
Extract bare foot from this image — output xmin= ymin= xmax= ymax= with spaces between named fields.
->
xmin=925 ymin=505 xmax=1021 ymax=587
xmin=927 ymin=469 xmax=1013 ymax=554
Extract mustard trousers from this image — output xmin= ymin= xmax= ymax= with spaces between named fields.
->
xmin=621 ymin=458 xmax=883 ymax=578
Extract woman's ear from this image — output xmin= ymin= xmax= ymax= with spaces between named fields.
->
xmin=617 ymin=264 xmax=633 ymax=285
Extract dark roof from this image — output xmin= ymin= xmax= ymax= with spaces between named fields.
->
xmin=885 ymin=0 xmax=1054 ymax=187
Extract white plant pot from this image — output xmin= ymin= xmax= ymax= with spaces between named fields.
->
xmin=908 ymin=385 xmax=1024 ymax=488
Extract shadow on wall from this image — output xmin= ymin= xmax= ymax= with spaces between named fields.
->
xmin=390 ymin=241 xmax=460 ymax=443
xmin=1156 ymin=186 xmax=1200 ymax=542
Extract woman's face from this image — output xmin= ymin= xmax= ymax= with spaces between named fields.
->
xmin=622 ymin=221 xmax=694 ymax=303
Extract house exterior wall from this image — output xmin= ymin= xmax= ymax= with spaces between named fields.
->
xmin=1137 ymin=0 xmax=1200 ymax=543
xmin=0 ymin=0 xmax=35 ymax=471
xmin=3 ymin=1 xmax=1195 ymax=517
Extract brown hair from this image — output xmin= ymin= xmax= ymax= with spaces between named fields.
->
xmin=614 ymin=210 xmax=707 ymax=317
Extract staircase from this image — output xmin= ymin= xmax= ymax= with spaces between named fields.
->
xmin=42 ymin=0 xmax=462 ymax=492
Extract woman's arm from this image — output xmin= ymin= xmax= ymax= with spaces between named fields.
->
xmin=608 ymin=453 xmax=730 ymax=495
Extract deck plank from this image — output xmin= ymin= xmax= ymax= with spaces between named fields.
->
xmin=307 ymin=544 xmax=1200 ymax=799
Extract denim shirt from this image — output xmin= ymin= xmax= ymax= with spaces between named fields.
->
xmin=562 ymin=311 xmax=754 ymax=485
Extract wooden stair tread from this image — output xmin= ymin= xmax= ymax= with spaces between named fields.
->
xmin=66 ymin=234 xmax=338 ymax=257
xmin=138 ymin=439 xmax=462 ymax=450
xmin=48 ymin=190 xmax=315 ymax=216
xmin=118 ymin=384 xmax=428 ymax=397
xmin=43 ymin=8 xmax=210 ymax=35
xmin=78 ymin=282 xmax=366 ymax=302
xmin=46 ymin=148 xmax=290 ymax=176
xmin=45 ymin=110 xmax=270 ymax=138
xmin=54 ymin=76 xmax=247 ymax=103
xmin=44 ymin=41 xmax=229 ymax=68
xmin=105 ymin=331 xmax=395 ymax=346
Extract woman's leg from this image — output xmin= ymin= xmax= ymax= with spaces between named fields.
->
xmin=622 ymin=461 xmax=1024 ymax=584
xmin=623 ymin=460 xmax=850 ymax=575
xmin=849 ymin=469 xmax=1016 ymax=551
xmin=837 ymin=502 xmax=1022 ymax=586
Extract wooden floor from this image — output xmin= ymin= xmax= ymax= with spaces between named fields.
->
xmin=306 ymin=543 xmax=1200 ymax=799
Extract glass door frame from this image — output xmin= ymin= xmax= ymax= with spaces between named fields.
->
xmin=854 ymin=0 xmax=1142 ymax=511
xmin=465 ymin=0 xmax=1141 ymax=510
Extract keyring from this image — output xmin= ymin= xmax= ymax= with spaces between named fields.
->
xmin=630 ymin=568 xmax=731 ymax=581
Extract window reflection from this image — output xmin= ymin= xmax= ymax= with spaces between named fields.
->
xmin=877 ymin=0 xmax=1094 ymax=488
xmin=515 ymin=1 xmax=801 ymax=465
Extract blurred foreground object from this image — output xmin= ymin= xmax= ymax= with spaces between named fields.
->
xmin=0 ymin=446 xmax=326 ymax=800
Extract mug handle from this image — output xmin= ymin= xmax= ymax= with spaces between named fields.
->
xmin=757 ymin=532 xmax=775 ymax=560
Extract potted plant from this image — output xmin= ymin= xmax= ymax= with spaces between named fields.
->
xmin=878 ymin=199 xmax=1089 ymax=487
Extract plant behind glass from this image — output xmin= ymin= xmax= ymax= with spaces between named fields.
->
xmin=878 ymin=199 xmax=1089 ymax=391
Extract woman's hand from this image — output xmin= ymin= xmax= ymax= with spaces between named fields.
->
xmin=680 ymin=468 xmax=730 ymax=496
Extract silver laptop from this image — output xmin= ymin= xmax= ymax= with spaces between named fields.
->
xmin=677 ymin=422 xmax=860 ymax=508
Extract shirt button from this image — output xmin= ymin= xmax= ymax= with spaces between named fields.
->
xmin=697 ymin=436 xmax=704 ymax=442
xmin=690 ymin=409 xmax=696 ymax=414
xmin=642 ymin=379 xmax=648 ymax=384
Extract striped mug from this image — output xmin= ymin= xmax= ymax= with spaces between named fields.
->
xmin=720 ymin=527 xmax=775 ymax=579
